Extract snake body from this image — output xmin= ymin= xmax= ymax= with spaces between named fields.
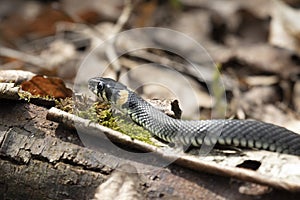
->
xmin=88 ymin=77 xmax=300 ymax=156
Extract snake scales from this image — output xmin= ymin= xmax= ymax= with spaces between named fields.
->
xmin=88 ymin=77 xmax=300 ymax=156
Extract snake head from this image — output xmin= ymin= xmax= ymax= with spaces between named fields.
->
xmin=88 ymin=77 xmax=128 ymax=105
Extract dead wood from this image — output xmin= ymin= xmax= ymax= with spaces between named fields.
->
xmin=0 ymin=102 xmax=113 ymax=199
xmin=1 ymin=100 xmax=300 ymax=199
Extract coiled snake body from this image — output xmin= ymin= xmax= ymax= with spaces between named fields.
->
xmin=88 ymin=77 xmax=300 ymax=156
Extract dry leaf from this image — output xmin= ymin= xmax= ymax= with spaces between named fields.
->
xmin=20 ymin=75 xmax=72 ymax=98
xmin=0 ymin=3 xmax=73 ymax=45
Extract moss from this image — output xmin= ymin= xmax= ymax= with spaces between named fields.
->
xmin=19 ymin=88 xmax=156 ymax=145
xmin=114 ymin=117 xmax=155 ymax=145
xmin=18 ymin=91 xmax=32 ymax=102
xmin=55 ymin=97 xmax=74 ymax=113
xmin=55 ymin=98 xmax=156 ymax=145
xmin=85 ymin=102 xmax=155 ymax=145
xmin=18 ymin=90 xmax=55 ymax=102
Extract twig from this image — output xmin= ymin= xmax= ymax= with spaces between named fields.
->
xmin=0 ymin=46 xmax=46 ymax=68
xmin=0 ymin=83 xmax=21 ymax=100
xmin=111 ymin=0 xmax=134 ymax=34
xmin=47 ymin=107 xmax=300 ymax=192
xmin=0 ymin=70 xmax=35 ymax=84
xmin=105 ymin=0 xmax=134 ymax=80
xmin=46 ymin=107 xmax=161 ymax=152
xmin=0 ymin=83 xmax=56 ymax=106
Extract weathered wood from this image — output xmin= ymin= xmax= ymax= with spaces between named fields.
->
xmin=0 ymin=126 xmax=112 ymax=199
xmin=1 ymin=101 xmax=300 ymax=199
xmin=0 ymin=101 xmax=113 ymax=199
xmin=47 ymin=107 xmax=300 ymax=192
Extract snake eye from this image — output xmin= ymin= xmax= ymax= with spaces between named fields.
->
xmin=97 ymin=82 xmax=104 ymax=92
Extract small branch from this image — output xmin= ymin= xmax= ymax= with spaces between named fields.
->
xmin=46 ymin=107 xmax=161 ymax=152
xmin=0 ymin=70 xmax=35 ymax=84
xmin=0 ymin=83 xmax=20 ymax=100
xmin=105 ymin=0 xmax=134 ymax=80
xmin=0 ymin=83 xmax=55 ymax=106
xmin=47 ymin=107 xmax=300 ymax=192
xmin=111 ymin=0 xmax=134 ymax=34
xmin=0 ymin=46 xmax=46 ymax=67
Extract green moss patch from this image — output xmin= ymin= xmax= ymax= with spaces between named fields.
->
xmin=55 ymin=98 xmax=155 ymax=145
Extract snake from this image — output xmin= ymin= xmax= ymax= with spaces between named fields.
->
xmin=88 ymin=77 xmax=300 ymax=156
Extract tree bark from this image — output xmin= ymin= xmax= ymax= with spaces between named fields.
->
xmin=1 ymin=100 xmax=300 ymax=200
xmin=0 ymin=101 xmax=113 ymax=199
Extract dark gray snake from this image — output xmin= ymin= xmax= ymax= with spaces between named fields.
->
xmin=88 ymin=77 xmax=300 ymax=156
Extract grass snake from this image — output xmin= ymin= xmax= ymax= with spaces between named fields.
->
xmin=88 ymin=77 xmax=300 ymax=156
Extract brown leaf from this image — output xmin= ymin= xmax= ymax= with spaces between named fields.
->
xmin=0 ymin=4 xmax=73 ymax=45
xmin=134 ymin=0 xmax=158 ymax=27
xmin=77 ymin=9 xmax=103 ymax=24
xmin=20 ymin=75 xmax=72 ymax=99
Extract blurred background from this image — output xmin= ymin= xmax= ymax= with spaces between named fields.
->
xmin=1 ymin=1 xmax=300 ymax=199
xmin=0 ymin=0 xmax=300 ymax=127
